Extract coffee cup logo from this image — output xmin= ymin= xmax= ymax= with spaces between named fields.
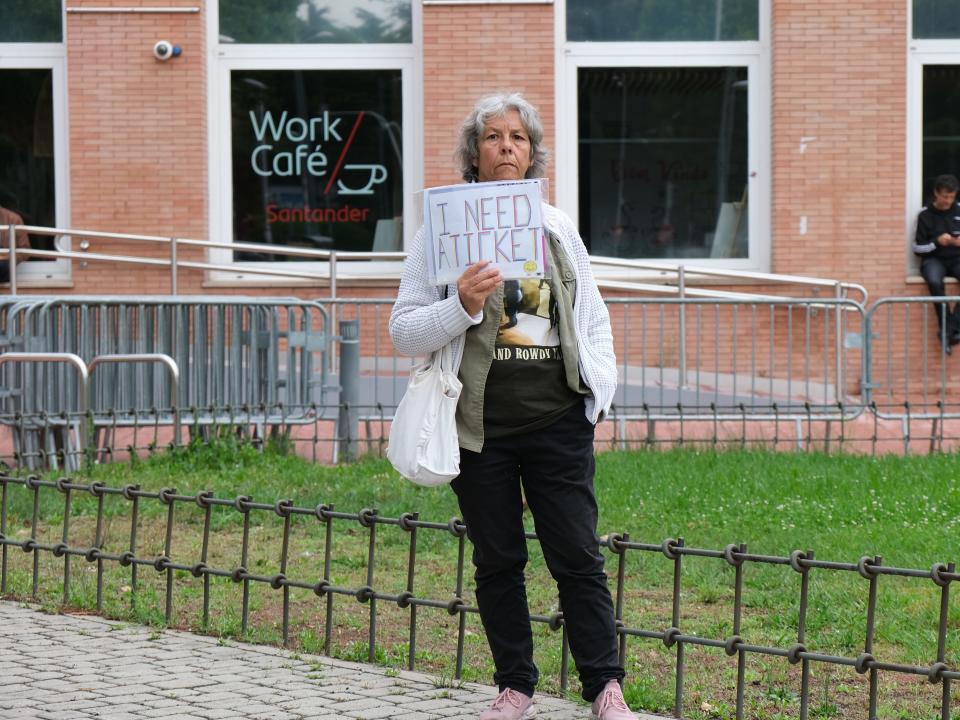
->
xmin=337 ymin=164 xmax=388 ymax=195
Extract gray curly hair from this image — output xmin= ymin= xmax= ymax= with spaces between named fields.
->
xmin=455 ymin=92 xmax=548 ymax=182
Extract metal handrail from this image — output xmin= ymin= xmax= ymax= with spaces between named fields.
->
xmin=1 ymin=223 xmax=865 ymax=303
xmin=591 ymin=255 xmax=868 ymax=304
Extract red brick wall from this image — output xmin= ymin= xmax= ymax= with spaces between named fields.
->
xmin=422 ymin=3 xmax=555 ymax=191
xmin=54 ymin=0 xmax=918 ymax=300
xmin=771 ymin=0 xmax=908 ymax=300
xmin=66 ymin=0 xmax=206 ymax=295
xmin=47 ymin=1 xmax=918 ymax=301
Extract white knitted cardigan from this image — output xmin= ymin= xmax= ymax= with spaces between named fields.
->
xmin=389 ymin=203 xmax=618 ymax=424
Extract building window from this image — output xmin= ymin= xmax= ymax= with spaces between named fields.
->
xmin=558 ymin=0 xmax=767 ymax=267
xmin=578 ymin=67 xmax=748 ymax=260
xmin=0 ymin=1 xmax=62 ymax=43
xmin=219 ymin=0 xmax=412 ymax=44
xmin=230 ymin=69 xmax=403 ymax=258
xmin=913 ymin=1 xmax=960 ymax=40
xmin=567 ymin=0 xmax=757 ymax=42
xmin=922 ymin=66 xmax=960 ymax=197
xmin=209 ymin=1 xmax=419 ymax=276
xmin=0 ymin=69 xmax=57 ymax=257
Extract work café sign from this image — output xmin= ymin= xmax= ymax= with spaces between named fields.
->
xmin=423 ymin=179 xmax=546 ymax=285
xmin=230 ymin=69 xmax=403 ymax=254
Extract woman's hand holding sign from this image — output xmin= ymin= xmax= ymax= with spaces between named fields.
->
xmin=457 ymin=260 xmax=502 ymax=316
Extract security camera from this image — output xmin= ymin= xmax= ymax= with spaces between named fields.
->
xmin=153 ymin=40 xmax=181 ymax=61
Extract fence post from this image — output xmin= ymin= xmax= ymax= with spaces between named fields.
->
xmin=8 ymin=224 xmax=17 ymax=296
xmin=170 ymin=237 xmax=178 ymax=295
xmin=329 ymin=251 xmax=338 ymax=376
xmin=338 ymin=318 xmax=360 ymax=461
xmin=678 ymin=265 xmax=687 ymax=388
xmin=834 ymin=282 xmax=844 ymax=403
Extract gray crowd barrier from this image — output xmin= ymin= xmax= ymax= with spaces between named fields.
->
xmin=0 ymin=297 xmax=333 ymax=469
xmin=5 ymin=293 xmax=960 ymax=467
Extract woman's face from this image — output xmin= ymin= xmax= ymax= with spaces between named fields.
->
xmin=476 ymin=110 xmax=532 ymax=182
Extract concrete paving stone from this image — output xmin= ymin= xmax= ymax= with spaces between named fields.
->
xmin=31 ymin=679 xmax=81 ymax=692
xmin=0 ymin=673 xmax=32 ymax=686
xmin=94 ymin=684 xmax=153 ymax=697
xmin=183 ymin=699 xmax=250 ymax=711
xmin=0 ymin=698 xmax=42 ymax=712
xmin=0 ymin=683 xmax=34 ymax=696
xmin=351 ymin=690 xmax=416 ymax=702
xmin=98 ymin=692 xmax=163 ymax=706
xmin=30 ymin=699 xmax=107 ymax=714
xmin=354 ymin=683 xmax=411 ymax=699
xmin=310 ymin=690 xmax=366 ymax=703
xmin=229 ymin=685 xmax=280 ymax=699
xmin=341 ymin=706 xmax=401 ymax=719
xmin=0 ymin=601 xmax=662 ymax=720
xmin=149 ymin=677 xmax=217 ymax=691
xmin=94 ymin=702 xmax=157 ymax=714
xmin=63 ymin=674 xmax=117 ymax=685
xmin=141 ymin=708 xmax=205 ymax=718
xmin=202 ymin=681 xmax=268 ymax=694
xmin=23 ymin=671 xmax=66 ymax=681
xmin=185 ymin=691 xmax=247 ymax=705
xmin=192 ymin=709 xmax=268 ymax=720
xmin=142 ymin=697 xmax=183 ymax=709
xmin=200 ymin=673 xmax=260 ymax=686
xmin=401 ymin=698 xmax=464 ymax=712
xmin=221 ymin=702 xmax=279 ymax=714
xmin=276 ymin=698 xmax=336 ymax=713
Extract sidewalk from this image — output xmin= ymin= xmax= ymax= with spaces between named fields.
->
xmin=0 ymin=601 xmax=662 ymax=720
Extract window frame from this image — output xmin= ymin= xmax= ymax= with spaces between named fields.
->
xmin=205 ymin=2 xmax=422 ymax=283
xmin=554 ymin=0 xmax=771 ymax=273
xmin=0 ymin=38 xmax=71 ymax=283
xmin=906 ymin=23 xmax=960 ymax=275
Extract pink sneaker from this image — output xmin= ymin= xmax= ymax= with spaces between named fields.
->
xmin=590 ymin=679 xmax=637 ymax=720
xmin=479 ymin=687 xmax=536 ymax=719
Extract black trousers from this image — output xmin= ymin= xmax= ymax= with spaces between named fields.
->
xmin=921 ymin=256 xmax=960 ymax=333
xmin=451 ymin=401 xmax=624 ymax=702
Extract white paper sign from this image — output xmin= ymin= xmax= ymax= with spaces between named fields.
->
xmin=423 ymin=179 xmax=546 ymax=285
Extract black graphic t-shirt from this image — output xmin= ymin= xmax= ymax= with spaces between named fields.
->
xmin=483 ymin=277 xmax=582 ymax=437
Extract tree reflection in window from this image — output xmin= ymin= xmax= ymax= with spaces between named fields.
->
xmin=567 ymin=0 xmax=758 ymax=42
xmin=219 ymin=0 xmax=411 ymax=44
xmin=0 ymin=0 xmax=62 ymax=43
xmin=914 ymin=0 xmax=960 ymax=39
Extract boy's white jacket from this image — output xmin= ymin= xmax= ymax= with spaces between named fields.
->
xmin=389 ymin=202 xmax=618 ymax=425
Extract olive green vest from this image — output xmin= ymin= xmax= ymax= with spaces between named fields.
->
xmin=456 ymin=230 xmax=587 ymax=452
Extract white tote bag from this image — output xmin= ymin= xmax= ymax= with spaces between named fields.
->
xmin=387 ymin=343 xmax=462 ymax=486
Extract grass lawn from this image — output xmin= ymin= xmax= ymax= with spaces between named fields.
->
xmin=2 ymin=442 xmax=958 ymax=719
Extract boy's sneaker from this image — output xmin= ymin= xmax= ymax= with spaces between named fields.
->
xmin=479 ymin=687 xmax=536 ymax=719
xmin=590 ymin=679 xmax=637 ymax=720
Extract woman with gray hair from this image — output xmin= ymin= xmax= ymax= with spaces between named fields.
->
xmin=390 ymin=92 xmax=634 ymax=720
